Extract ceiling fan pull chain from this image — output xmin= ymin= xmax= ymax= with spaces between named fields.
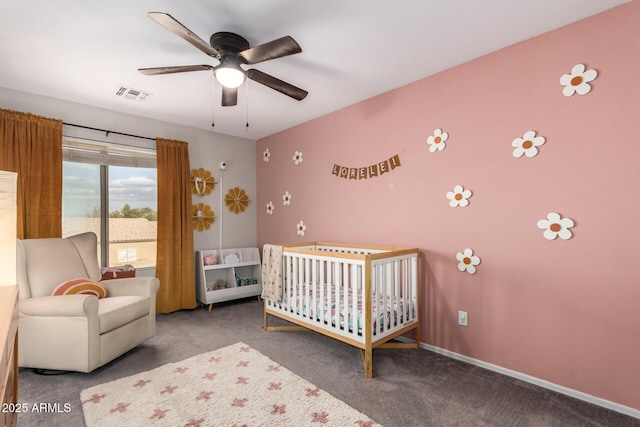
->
xmin=245 ymin=82 xmax=250 ymax=130
xmin=211 ymin=74 xmax=216 ymax=128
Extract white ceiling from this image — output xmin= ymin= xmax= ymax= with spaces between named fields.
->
xmin=0 ymin=0 xmax=628 ymax=140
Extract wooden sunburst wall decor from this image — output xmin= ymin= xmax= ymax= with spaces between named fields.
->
xmin=191 ymin=167 xmax=215 ymax=197
xmin=192 ymin=202 xmax=214 ymax=232
xmin=225 ymin=187 xmax=250 ymax=214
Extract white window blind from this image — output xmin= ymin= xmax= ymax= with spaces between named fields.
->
xmin=62 ymin=139 xmax=156 ymax=168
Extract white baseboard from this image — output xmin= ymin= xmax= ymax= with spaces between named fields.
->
xmin=395 ymin=337 xmax=640 ymax=419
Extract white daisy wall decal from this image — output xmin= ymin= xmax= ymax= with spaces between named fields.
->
xmin=537 ymin=212 xmax=575 ymax=240
xmin=560 ymin=64 xmax=597 ymax=97
xmin=456 ymin=248 xmax=480 ymax=275
xmin=296 ymin=220 xmax=307 ymax=236
xmin=266 ymin=201 xmax=274 ymax=215
xmin=512 ymin=130 xmax=546 ymax=158
xmin=263 ymin=148 xmax=271 ymax=162
xmin=282 ymin=191 xmax=292 ymax=206
xmin=446 ymin=185 xmax=472 ymax=207
xmin=293 ymin=151 xmax=303 ymax=165
xmin=427 ymin=128 xmax=449 ymax=153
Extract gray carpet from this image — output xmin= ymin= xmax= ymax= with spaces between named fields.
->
xmin=17 ymin=298 xmax=640 ymax=427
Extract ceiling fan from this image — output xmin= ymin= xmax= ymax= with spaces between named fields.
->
xmin=138 ymin=12 xmax=308 ymax=107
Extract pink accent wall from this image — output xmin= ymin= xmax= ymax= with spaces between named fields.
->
xmin=257 ymin=2 xmax=640 ymax=410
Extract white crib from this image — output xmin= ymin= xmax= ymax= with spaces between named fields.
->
xmin=263 ymin=242 xmax=420 ymax=378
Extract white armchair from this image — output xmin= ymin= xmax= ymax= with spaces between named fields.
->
xmin=16 ymin=232 xmax=160 ymax=373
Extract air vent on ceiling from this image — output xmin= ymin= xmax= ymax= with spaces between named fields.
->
xmin=115 ymin=86 xmax=152 ymax=101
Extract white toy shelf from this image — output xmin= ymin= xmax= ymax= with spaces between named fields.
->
xmin=195 ymin=247 xmax=262 ymax=312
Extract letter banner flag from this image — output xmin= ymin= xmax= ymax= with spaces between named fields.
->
xmin=332 ymin=154 xmax=401 ymax=180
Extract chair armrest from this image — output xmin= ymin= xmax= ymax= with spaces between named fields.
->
xmin=19 ymin=295 xmax=98 ymax=317
xmin=101 ymin=277 xmax=160 ymax=298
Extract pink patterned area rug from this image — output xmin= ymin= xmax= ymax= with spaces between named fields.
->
xmin=81 ymin=342 xmax=381 ymax=426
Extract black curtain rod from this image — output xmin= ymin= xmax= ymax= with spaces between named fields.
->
xmin=63 ymin=123 xmax=155 ymax=141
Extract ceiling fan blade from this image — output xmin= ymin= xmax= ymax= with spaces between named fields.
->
xmin=247 ymin=69 xmax=308 ymax=101
xmin=221 ymin=87 xmax=238 ymax=106
xmin=148 ymin=12 xmax=220 ymax=58
xmin=138 ymin=65 xmax=214 ymax=75
xmin=239 ymin=36 xmax=302 ymax=64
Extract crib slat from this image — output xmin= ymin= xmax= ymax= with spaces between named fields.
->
xmin=407 ymin=257 xmax=413 ymax=322
xmin=311 ymin=258 xmax=316 ymax=322
xmin=289 ymin=255 xmax=294 ymax=313
xmin=373 ymin=263 xmax=379 ymax=334
xmin=376 ymin=263 xmax=380 ymax=333
xmin=394 ymin=260 xmax=400 ymax=327
xmin=397 ymin=260 xmax=402 ymax=327
xmin=342 ymin=262 xmax=347 ymax=332
xmin=320 ymin=260 xmax=323 ymax=323
xmin=319 ymin=258 xmax=325 ymax=325
xmin=300 ymin=256 xmax=304 ymax=316
xmin=333 ymin=261 xmax=340 ymax=330
xmin=402 ymin=259 xmax=407 ymax=324
xmin=402 ymin=257 xmax=409 ymax=322
xmin=404 ymin=256 xmax=411 ymax=322
xmin=383 ymin=263 xmax=388 ymax=332
xmin=304 ymin=257 xmax=309 ymax=319
xmin=353 ymin=263 xmax=360 ymax=338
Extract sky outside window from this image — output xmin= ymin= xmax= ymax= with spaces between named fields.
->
xmin=63 ymin=162 xmax=157 ymax=217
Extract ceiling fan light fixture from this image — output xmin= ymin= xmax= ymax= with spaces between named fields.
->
xmin=215 ymin=66 xmax=245 ymax=89
xmin=141 ymin=14 xmax=307 ymax=105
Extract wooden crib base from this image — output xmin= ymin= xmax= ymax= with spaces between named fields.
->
xmin=264 ymin=307 xmax=420 ymax=378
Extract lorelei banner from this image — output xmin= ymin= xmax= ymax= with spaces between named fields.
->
xmin=331 ymin=154 xmax=401 ymax=180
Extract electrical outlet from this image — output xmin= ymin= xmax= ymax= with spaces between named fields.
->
xmin=458 ymin=310 xmax=468 ymax=327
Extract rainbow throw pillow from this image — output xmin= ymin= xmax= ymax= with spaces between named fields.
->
xmin=51 ymin=278 xmax=108 ymax=299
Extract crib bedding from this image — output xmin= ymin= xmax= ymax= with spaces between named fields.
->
xmin=280 ymin=283 xmax=414 ymax=334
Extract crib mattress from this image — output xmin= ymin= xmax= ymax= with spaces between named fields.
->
xmin=280 ymin=284 xmax=414 ymax=335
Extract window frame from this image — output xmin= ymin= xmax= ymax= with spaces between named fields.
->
xmin=62 ymin=136 xmax=157 ymax=270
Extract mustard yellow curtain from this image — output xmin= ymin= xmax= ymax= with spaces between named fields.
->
xmin=0 ymin=108 xmax=62 ymax=239
xmin=155 ymin=138 xmax=196 ymax=313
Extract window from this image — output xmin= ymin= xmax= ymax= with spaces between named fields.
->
xmin=62 ymin=139 xmax=157 ymax=269
xmin=117 ymin=248 xmax=138 ymax=263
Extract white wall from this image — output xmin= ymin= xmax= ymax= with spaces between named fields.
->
xmin=0 ymin=86 xmax=257 ymax=252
